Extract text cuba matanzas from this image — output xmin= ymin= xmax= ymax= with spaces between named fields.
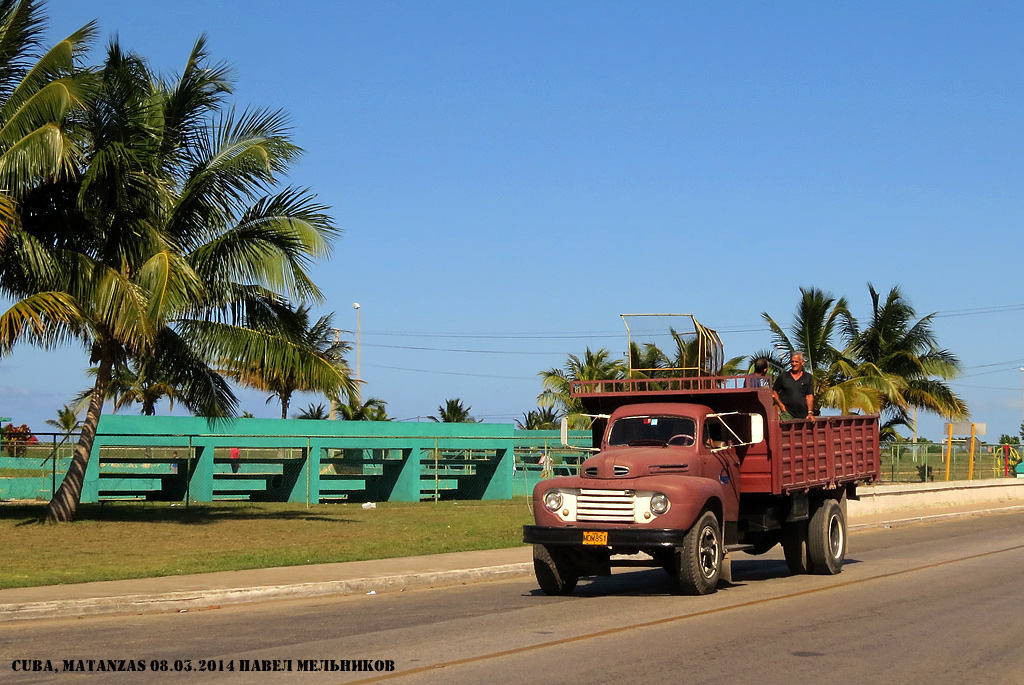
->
xmin=12 ymin=658 xmax=398 ymax=673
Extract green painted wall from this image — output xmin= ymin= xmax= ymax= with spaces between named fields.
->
xmin=1 ymin=418 xmax=592 ymax=503
xmin=84 ymin=415 xmax=517 ymax=504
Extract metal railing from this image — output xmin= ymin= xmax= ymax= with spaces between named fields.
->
xmin=1 ymin=430 xmax=593 ymax=504
xmin=878 ymin=442 xmax=1021 ymax=483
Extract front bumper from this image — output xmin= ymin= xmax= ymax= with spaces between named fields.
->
xmin=523 ymin=524 xmax=687 ymax=547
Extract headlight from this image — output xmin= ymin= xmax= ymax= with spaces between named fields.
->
xmin=650 ymin=493 xmax=669 ymax=515
xmin=543 ymin=490 xmax=563 ymax=512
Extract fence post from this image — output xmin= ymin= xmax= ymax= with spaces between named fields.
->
xmin=968 ymin=424 xmax=977 ymax=480
xmin=944 ymin=423 xmax=954 ymax=481
xmin=186 ymin=436 xmax=192 ymax=508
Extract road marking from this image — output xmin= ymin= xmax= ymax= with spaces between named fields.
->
xmin=343 ymin=542 xmax=1024 ymax=684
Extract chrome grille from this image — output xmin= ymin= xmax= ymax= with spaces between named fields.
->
xmin=613 ymin=465 xmax=630 ymax=476
xmin=584 ymin=466 xmax=598 ymax=476
xmin=577 ymin=489 xmax=635 ymax=524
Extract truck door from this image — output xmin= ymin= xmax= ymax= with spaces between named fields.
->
xmin=703 ymin=419 xmax=741 ymax=521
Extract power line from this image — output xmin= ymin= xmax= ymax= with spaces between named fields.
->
xmin=964 ymin=359 xmax=1024 ymax=370
xmin=344 ymin=305 xmax=1024 ymax=372
xmin=366 ymin=343 xmax=561 ymax=355
xmin=356 ymin=303 xmax=1022 ymax=349
xmin=363 ymin=363 xmax=533 ymax=380
xmin=931 ymin=303 xmax=1024 ymax=318
xmin=960 ymin=371 xmax=1017 ymax=379
xmin=367 ymin=324 xmax=769 ymax=339
xmin=368 ymin=330 xmax=624 ymax=340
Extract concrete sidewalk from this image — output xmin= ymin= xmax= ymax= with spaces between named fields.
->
xmin=0 ymin=545 xmax=536 ymax=623
xmin=3 ymin=495 xmax=1023 ymax=623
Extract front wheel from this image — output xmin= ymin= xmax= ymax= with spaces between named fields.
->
xmin=677 ymin=510 xmax=722 ymax=595
xmin=533 ymin=544 xmax=579 ymax=595
xmin=807 ymin=499 xmax=846 ymax=574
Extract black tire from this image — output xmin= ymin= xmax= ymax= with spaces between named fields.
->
xmin=533 ymin=544 xmax=579 ymax=595
xmin=781 ymin=520 xmax=809 ymax=574
xmin=807 ymin=499 xmax=846 ymax=575
xmin=677 ymin=510 xmax=722 ymax=595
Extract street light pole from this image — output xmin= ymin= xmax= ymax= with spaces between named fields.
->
xmin=353 ymin=303 xmax=361 ymax=401
xmin=1019 ymin=367 xmax=1024 ymax=438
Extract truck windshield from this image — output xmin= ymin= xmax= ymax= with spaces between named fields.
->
xmin=608 ymin=416 xmax=696 ymax=447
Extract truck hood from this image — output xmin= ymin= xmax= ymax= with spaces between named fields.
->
xmin=580 ymin=446 xmax=692 ymax=479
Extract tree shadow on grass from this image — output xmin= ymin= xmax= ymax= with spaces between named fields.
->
xmin=0 ymin=502 xmax=360 ymax=525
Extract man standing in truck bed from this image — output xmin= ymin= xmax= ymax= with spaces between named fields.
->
xmin=772 ymin=352 xmax=814 ymax=420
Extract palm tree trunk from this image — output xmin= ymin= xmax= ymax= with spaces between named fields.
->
xmin=45 ymin=353 xmax=113 ymax=523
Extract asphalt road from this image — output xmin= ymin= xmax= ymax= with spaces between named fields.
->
xmin=3 ymin=511 xmax=1023 ymax=685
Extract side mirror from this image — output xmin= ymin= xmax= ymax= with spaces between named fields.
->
xmin=560 ymin=416 xmax=569 ymax=447
xmin=750 ymin=414 xmax=765 ymax=444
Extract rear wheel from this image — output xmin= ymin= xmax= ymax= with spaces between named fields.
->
xmin=781 ymin=520 xmax=809 ymax=574
xmin=677 ymin=510 xmax=722 ymax=595
xmin=533 ymin=544 xmax=579 ymax=595
xmin=807 ymin=499 xmax=846 ymax=574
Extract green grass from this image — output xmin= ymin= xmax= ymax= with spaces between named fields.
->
xmin=0 ymin=499 xmax=535 ymax=590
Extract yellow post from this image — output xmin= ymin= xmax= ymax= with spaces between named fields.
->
xmin=968 ymin=424 xmax=977 ymax=480
xmin=944 ymin=423 xmax=954 ymax=481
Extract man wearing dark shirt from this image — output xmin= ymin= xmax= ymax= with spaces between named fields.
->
xmin=772 ymin=352 xmax=814 ymax=420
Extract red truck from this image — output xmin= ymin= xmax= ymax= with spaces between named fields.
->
xmin=523 ymin=373 xmax=880 ymax=596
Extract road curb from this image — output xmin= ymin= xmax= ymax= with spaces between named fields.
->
xmin=0 ymin=563 xmax=535 ymax=623
xmin=848 ymin=503 xmax=1024 ymax=531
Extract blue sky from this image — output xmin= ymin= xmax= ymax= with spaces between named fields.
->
xmin=2 ymin=1 xmax=1023 ymax=441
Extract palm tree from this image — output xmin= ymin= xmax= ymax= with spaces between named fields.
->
xmin=516 ymin=406 xmax=560 ymax=430
xmin=336 ymin=395 xmax=389 ymax=421
xmin=42 ymin=402 xmax=80 ymax=466
xmin=429 ymin=398 xmax=476 ymax=423
xmin=46 ymin=402 xmax=80 ymax=430
xmin=0 ymin=38 xmax=343 ymax=522
xmin=222 ymin=304 xmax=356 ymax=419
xmin=538 ymin=347 xmax=626 ymax=429
xmin=44 ymin=403 xmax=80 ymax=440
xmin=846 ymin=284 xmax=967 ymax=433
xmin=296 ymin=402 xmax=329 ymax=420
xmin=74 ymin=358 xmax=178 ymax=415
xmin=628 ymin=341 xmax=668 ymax=378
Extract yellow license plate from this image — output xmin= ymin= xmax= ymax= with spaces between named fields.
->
xmin=582 ymin=531 xmax=608 ymax=545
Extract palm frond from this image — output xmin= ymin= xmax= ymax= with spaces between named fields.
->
xmin=0 ymin=290 xmax=81 ymax=350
